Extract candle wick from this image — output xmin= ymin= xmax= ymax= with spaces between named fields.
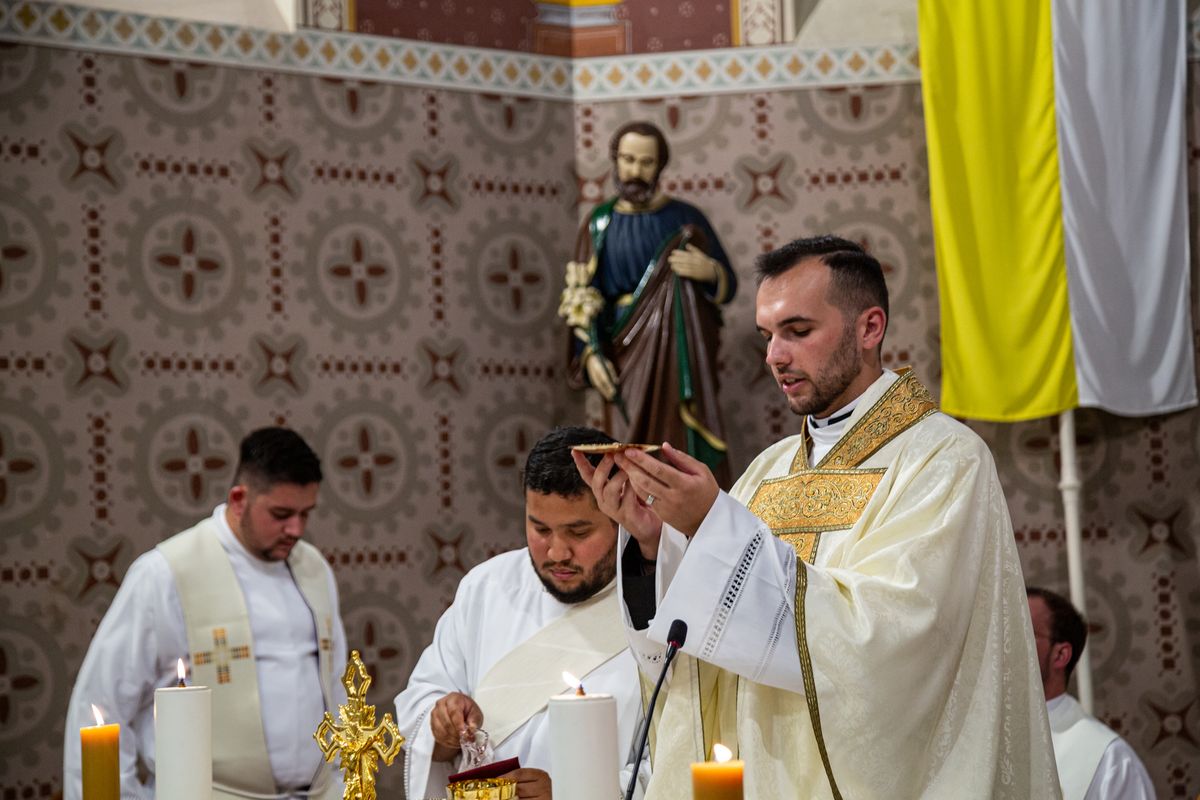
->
xmin=575 ymin=684 xmax=585 ymax=696
xmin=176 ymin=677 xmax=187 ymax=688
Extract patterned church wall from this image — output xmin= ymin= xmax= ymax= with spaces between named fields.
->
xmin=1 ymin=42 xmax=1199 ymax=799
xmin=0 ymin=42 xmax=582 ymax=799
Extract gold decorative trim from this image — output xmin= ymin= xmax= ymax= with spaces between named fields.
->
xmin=795 ymin=565 xmax=843 ymax=800
xmin=747 ymin=468 xmax=885 ymax=563
xmin=791 ymin=368 xmax=938 ymax=472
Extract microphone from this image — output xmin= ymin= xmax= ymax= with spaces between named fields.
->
xmin=624 ymin=619 xmax=688 ymax=800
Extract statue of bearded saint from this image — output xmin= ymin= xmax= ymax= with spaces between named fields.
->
xmin=557 ymin=120 xmax=737 ymax=487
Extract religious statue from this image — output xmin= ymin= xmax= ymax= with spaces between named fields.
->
xmin=315 ymin=650 xmax=404 ymax=800
xmin=559 ymin=120 xmax=737 ymax=485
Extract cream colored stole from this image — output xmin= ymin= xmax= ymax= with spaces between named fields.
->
xmin=158 ymin=519 xmax=339 ymax=800
xmin=1049 ymin=695 xmax=1118 ymax=800
xmin=474 ymin=581 xmax=627 ymax=746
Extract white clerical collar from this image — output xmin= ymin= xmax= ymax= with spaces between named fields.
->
xmin=805 ymin=370 xmax=900 ymax=466
xmin=807 ymin=398 xmax=859 ymax=462
xmin=809 ymin=399 xmax=858 ymax=430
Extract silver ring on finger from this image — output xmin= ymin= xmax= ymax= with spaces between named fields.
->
xmin=645 ymin=493 xmax=656 ymax=507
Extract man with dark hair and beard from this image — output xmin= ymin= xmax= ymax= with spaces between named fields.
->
xmin=559 ymin=120 xmax=736 ymax=485
xmin=65 ymin=427 xmax=347 ymax=800
xmin=395 ymin=426 xmax=643 ymax=800
xmin=576 ymin=236 xmax=1059 ymax=799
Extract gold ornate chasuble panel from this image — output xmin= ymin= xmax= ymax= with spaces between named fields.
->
xmin=747 ymin=368 xmax=938 ymax=564
xmin=747 ymin=470 xmax=885 ymax=562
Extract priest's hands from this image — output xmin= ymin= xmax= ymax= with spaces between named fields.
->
xmin=615 ymin=443 xmax=719 ymax=538
xmin=430 ymin=692 xmax=483 ymax=762
xmin=501 ymin=768 xmax=552 ymax=799
xmin=572 ymin=450 xmax=662 ymax=559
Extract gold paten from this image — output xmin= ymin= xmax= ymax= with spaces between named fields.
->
xmin=447 ymin=777 xmax=518 ymax=799
xmin=314 ymin=650 xmax=404 ymax=800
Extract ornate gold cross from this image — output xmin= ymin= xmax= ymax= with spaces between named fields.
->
xmin=315 ymin=650 xmax=404 ymax=800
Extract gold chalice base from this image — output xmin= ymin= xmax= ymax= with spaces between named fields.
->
xmin=447 ymin=777 xmax=517 ymax=800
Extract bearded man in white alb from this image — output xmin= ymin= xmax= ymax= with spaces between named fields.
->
xmin=576 ymin=235 xmax=1060 ymax=799
xmin=395 ymin=426 xmax=642 ymax=800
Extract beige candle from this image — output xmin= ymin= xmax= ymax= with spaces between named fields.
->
xmin=548 ymin=672 xmax=618 ymax=800
xmin=154 ymin=659 xmax=211 ymax=800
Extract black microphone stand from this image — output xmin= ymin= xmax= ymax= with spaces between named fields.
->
xmin=623 ymin=619 xmax=687 ymax=800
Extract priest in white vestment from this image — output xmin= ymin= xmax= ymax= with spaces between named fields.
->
xmin=395 ymin=427 xmax=643 ymax=800
xmin=1028 ymin=588 xmax=1156 ymax=800
xmin=64 ymin=427 xmax=347 ymax=800
xmin=576 ymin=236 xmax=1061 ymax=799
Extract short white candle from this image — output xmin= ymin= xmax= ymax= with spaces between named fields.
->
xmin=154 ymin=659 xmax=211 ymax=800
xmin=547 ymin=676 xmax=618 ymax=800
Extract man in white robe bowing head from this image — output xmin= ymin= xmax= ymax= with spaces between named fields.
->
xmin=395 ymin=426 xmax=642 ymax=800
xmin=64 ymin=427 xmax=347 ymax=800
xmin=575 ymin=235 xmax=1061 ymax=799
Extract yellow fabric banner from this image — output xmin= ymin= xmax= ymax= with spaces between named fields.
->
xmin=919 ymin=0 xmax=1078 ymax=421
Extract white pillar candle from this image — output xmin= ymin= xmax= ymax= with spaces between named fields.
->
xmin=547 ymin=692 xmax=619 ymax=800
xmin=154 ymin=679 xmax=212 ymax=800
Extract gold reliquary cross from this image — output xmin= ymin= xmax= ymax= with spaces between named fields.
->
xmin=315 ymin=650 xmax=404 ymax=800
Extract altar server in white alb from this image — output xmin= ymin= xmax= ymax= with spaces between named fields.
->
xmin=576 ymin=235 xmax=1061 ymax=798
xmin=1028 ymin=587 xmax=1156 ymax=800
xmin=64 ymin=427 xmax=347 ymax=800
xmin=395 ymin=426 xmax=643 ymax=800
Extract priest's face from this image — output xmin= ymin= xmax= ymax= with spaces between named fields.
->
xmin=613 ymin=132 xmax=662 ymax=208
xmin=526 ymin=489 xmax=618 ymax=604
xmin=228 ymin=481 xmax=319 ymax=562
xmin=756 ymin=258 xmax=873 ymax=418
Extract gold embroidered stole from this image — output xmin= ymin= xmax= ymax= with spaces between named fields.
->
xmin=740 ymin=368 xmax=938 ymax=798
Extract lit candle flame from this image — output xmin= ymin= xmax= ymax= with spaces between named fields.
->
xmin=712 ymin=743 xmax=733 ymax=763
xmin=562 ymin=671 xmax=585 ymax=695
xmin=176 ymin=658 xmax=187 ymax=686
xmin=91 ymin=704 xmax=106 ymax=726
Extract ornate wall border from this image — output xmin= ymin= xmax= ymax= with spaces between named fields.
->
xmin=0 ymin=0 xmax=917 ymax=99
xmin=0 ymin=1 xmax=1196 ymax=101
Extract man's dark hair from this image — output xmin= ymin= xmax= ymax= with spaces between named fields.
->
xmin=609 ymin=120 xmax=670 ymax=175
xmin=523 ymin=426 xmax=616 ymax=498
xmin=1027 ymin=586 xmax=1088 ymax=683
xmin=754 ymin=234 xmax=889 ymax=325
xmin=233 ymin=427 xmax=322 ymax=491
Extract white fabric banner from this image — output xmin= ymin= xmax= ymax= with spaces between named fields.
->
xmin=1052 ymin=0 xmax=1196 ymax=415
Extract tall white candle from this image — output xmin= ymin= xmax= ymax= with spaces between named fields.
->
xmin=154 ymin=660 xmax=211 ymax=800
xmin=547 ymin=689 xmax=619 ymax=800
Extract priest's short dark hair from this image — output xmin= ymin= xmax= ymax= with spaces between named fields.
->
xmin=524 ymin=426 xmax=615 ymax=498
xmin=233 ymin=426 xmax=323 ymax=491
xmin=755 ymin=234 xmax=890 ymax=328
